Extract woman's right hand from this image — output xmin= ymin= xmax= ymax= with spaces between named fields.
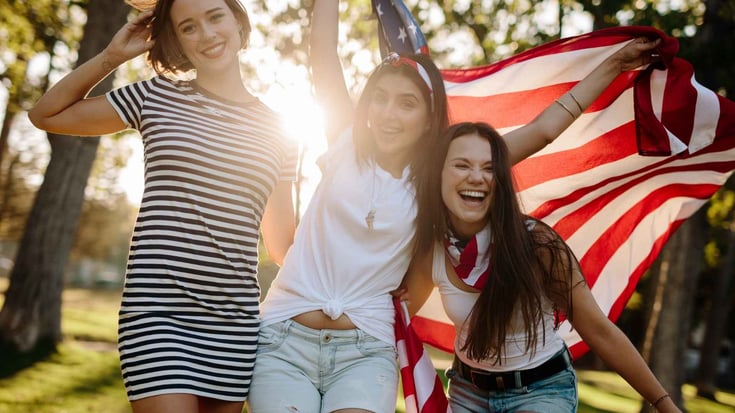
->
xmin=104 ymin=10 xmax=155 ymax=67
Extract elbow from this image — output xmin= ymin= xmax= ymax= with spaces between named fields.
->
xmin=27 ymin=107 xmax=46 ymax=130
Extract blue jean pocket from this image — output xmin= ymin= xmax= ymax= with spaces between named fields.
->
xmin=256 ymin=321 xmax=288 ymax=354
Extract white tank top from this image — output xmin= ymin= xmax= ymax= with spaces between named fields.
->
xmin=431 ymin=243 xmax=565 ymax=371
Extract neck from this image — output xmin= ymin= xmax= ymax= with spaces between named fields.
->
xmin=375 ymin=153 xmax=410 ymax=179
xmin=195 ymin=68 xmax=252 ymax=103
xmin=449 ymin=220 xmax=488 ymax=241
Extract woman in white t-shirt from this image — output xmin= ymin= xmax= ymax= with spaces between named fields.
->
xmin=248 ymin=0 xmax=663 ymax=410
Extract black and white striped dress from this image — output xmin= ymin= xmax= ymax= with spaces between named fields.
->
xmin=106 ymin=77 xmax=298 ymax=402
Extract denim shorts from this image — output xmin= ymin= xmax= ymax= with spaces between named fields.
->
xmin=446 ymin=349 xmax=578 ymax=413
xmin=247 ymin=319 xmax=399 ymax=413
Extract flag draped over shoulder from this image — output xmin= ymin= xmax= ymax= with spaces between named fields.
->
xmin=375 ymin=0 xmax=735 ymax=407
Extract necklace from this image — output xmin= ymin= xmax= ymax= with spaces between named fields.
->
xmin=365 ymin=162 xmax=379 ymax=231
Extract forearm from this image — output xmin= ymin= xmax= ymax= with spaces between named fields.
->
xmin=587 ymin=325 xmax=679 ymax=412
xmin=309 ymin=0 xmax=353 ymax=142
xmin=29 ymin=50 xmax=124 ymax=124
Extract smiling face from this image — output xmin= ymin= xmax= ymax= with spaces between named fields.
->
xmin=441 ymin=133 xmax=494 ymax=239
xmin=169 ymin=0 xmax=242 ymax=76
xmin=367 ymin=72 xmax=431 ymax=174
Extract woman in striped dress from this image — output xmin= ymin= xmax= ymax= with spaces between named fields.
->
xmin=28 ymin=1 xmax=298 ymax=412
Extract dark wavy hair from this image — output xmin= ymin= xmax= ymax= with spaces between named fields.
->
xmin=414 ymin=122 xmax=576 ymax=363
xmin=126 ymin=0 xmax=251 ymax=76
xmin=352 ymin=54 xmax=448 ymax=186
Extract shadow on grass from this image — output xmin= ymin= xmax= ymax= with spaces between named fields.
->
xmin=0 ymin=339 xmax=56 ymax=379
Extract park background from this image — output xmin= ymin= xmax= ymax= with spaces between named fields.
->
xmin=0 ymin=0 xmax=734 ymax=412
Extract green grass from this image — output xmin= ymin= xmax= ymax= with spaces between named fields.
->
xmin=1 ymin=278 xmax=734 ymax=413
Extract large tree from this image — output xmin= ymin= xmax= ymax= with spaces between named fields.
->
xmin=0 ymin=0 xmax=129 ymax=353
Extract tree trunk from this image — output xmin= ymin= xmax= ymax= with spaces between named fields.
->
xmin=640 ymin=210 xmax=707 ymax=412
xmin=0 ymin=108 xmax=18 ymax=176
xmin=695 ymin=221 xmax=735 ymax=399
xmin=0 ymin=0 xmax=129 ymax=353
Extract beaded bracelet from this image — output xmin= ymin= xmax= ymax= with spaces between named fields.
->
xmin=650 ymin=393 xmax=671 ymax=408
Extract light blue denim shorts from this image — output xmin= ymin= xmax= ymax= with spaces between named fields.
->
xmin=247 ymin=319 xmax=399 ymax=413
xmin=446 ymin=348 xmax=578 ymax=413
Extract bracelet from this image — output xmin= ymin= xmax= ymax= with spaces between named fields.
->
xmin=554 ymin=99 xmax=577 ymax=119
xmin=650 ymin=393 xmax=670 ymax=408
xmin=568 ymin=91 xmax=584 ymax=113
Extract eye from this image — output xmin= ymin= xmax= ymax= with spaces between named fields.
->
xmin=371 ymin=91 xmax=388 ymax=105
xmin=180 ymin=24 xmax=196 ymax=34
xmin=210 ymin=12 xmax=225 ymax=23
xmin=399 ymin=98 xmax=418 ymax=110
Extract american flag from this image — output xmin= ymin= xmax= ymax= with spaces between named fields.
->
xmin=376 ymin=0 xmax=735 ymax=410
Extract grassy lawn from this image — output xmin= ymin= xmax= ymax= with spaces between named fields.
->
xmin=1 ymin=277 xmax=734 ymax=413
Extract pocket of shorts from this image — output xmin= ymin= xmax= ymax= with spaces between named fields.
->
xmin=357 ymin=335 xmax=396 ymax=359
xmin=256 ymin=323 xmax=287 ymax=353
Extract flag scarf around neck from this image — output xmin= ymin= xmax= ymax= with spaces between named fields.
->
xmin=407 ymin=26 xmax=735 ymax=358
xmin=445 ymin=225 xmax=492 ymax=290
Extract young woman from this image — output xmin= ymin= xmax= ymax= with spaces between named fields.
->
xmin=28 ymin=1 xmax=298 ymax=412
xmin=404 ymin=122 xmax=682 ymax=413
xmin=246 ymin=0 xmax=662 ymax=411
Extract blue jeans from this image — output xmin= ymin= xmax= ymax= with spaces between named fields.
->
xmin=446 ymin=349 xmax=578 ymax=413
xmin=248 ymin=319 xmax=398 ymax=413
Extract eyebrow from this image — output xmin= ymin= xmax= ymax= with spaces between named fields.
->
xmin=373 ymin=86 xmax=421 ymax=101
xmin=176 ymin=7 xmax=225 ymax=29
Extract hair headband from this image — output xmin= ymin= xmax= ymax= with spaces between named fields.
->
xmin=381 ymin=52 xmax=434 ymax=110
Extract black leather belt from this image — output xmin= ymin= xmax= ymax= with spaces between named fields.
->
xmin=452 ymin=350 xmax=570 ymax=392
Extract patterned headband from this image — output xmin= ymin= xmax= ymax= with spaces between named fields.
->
xmin=381 ymin=52 xmax=434 ymax=98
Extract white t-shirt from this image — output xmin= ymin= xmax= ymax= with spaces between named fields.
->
xmin=432 ymin=243 xmax=565 ymax=371
xmin=260 ymin=130 xmax=417 ymax=345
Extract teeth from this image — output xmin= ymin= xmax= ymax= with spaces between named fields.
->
xmin=460 ymin=190 xmax=486 ymax=198
xmin=202 ymin=44 xmax=224 ymax=56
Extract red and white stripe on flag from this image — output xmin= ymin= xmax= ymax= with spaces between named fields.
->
xmin=394 ymin=298 xmax=451 ymax=412
xmin=412 ymin=26 xmax=735 ymax=359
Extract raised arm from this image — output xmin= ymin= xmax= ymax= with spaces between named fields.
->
xmin=309 ymin=0 xmax=354 ymax=145
xmin=28 ymin=10 xmax=154 ymax=136
xmin=504 ymin=37 xmax=662 ymax=165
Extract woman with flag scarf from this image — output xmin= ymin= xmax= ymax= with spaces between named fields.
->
xmin=247 ymin=0 xmax=661 ymax=409
xmin=403 ymin=122 xmax=681 ymax=412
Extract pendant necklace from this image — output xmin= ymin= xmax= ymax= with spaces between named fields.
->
xmin=365 ymin=162 xmax=378 ymax=231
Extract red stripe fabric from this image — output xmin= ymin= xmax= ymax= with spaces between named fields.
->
xmin=411 ymin=26 xmax=735 ymax=362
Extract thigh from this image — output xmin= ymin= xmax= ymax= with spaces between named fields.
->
xmin=130 ymin=393 xmax=199 ymax=413
xmin=321 ymin=333 xmax=398 ymax=413
xmin=248 ymin=322 xmax=322 ymax=413
xmin=198 ymin=397 xmax=245 ymax=413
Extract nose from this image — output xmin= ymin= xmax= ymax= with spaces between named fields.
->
xmin=200 ymin=23 xmax=216 ymax=41
xmin=377 ymin=101 xmax=399 ymax=121
xmin=467 ymin=167 xmax=483 ymax=183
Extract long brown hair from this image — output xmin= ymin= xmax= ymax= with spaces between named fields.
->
xmin=415 ymin=122 xmax=575 ymax=363
xmin=352 ymin=54 xmax=448 ymax=186
xmin=126 ymin=0 xmax=251 ymax=76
